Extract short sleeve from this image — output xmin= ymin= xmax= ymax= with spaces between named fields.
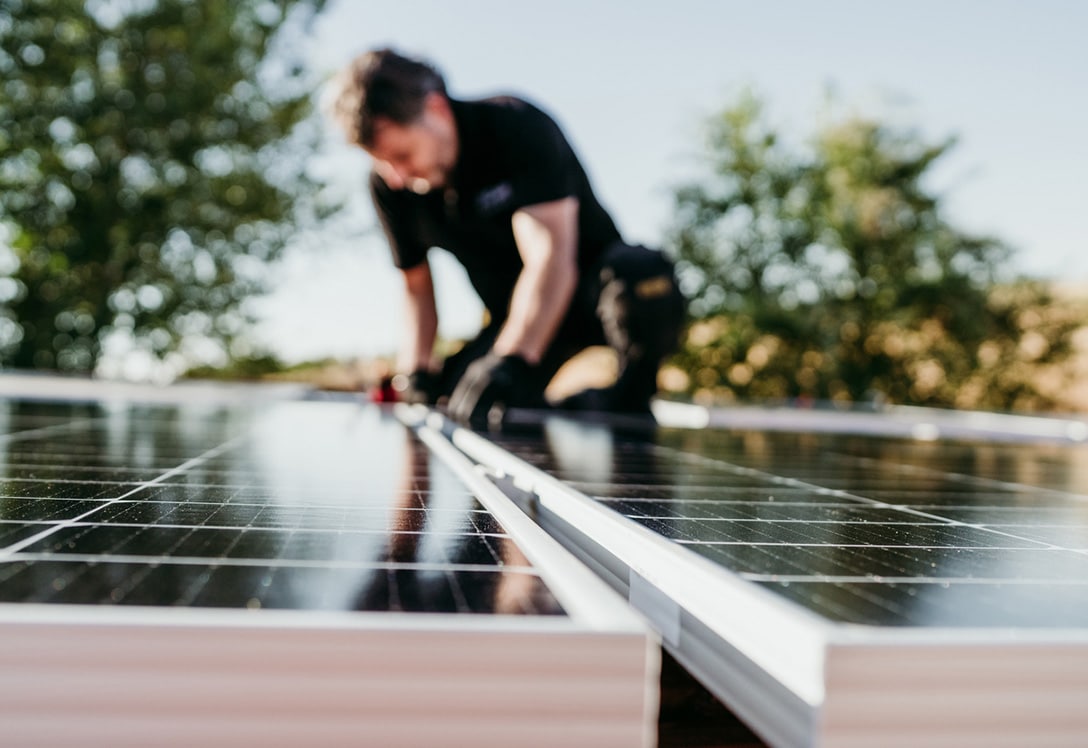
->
xmin=499 ymin=103 xmax=581 ymax=210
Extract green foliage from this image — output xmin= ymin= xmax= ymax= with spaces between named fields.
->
xmin=0 ymin=0 xmax=326 ymax=373
xmin=668 ymin=93 xmax=1084 ymax=411
xmin=182 ymin=353 xmax=287 ymax=380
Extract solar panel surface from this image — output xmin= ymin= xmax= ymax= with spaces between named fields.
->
xmin=0 ymin=391 xmax=659 ymax=748
xmin=481 ymin=418 xmax=1088 ymax=628
xmin=0 ymin=398 xmax=563 ymax=614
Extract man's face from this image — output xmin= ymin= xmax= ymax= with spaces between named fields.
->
xmin=366 ymin=97 xmax=456 ymax=194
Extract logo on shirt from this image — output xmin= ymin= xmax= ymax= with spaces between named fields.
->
xmin=474 ymin=181 xmax=514 ymax=215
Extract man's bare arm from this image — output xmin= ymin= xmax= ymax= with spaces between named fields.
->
xmin=492 ymin=196 xmax=580 ymax=364
xmin=399 ymin=261 xmax=438 ymax=373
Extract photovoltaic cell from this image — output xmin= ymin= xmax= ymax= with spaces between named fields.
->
xmin=480 ymin=421 xmax=1088 ymax=628
xmin=0 ymin=399 xmax=561 ymax=615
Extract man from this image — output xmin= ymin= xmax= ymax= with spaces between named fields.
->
xmin=327 ymin=48 xmax=684 ymax=425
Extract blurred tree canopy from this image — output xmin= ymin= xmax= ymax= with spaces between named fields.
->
xmin=668 ymin=93 xmax=1085 ymax=412
xmin=0 ymin=0 xmax=326 ymax=374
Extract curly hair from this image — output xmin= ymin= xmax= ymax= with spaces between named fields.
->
xmin=324 ymin=48 xmax=447 ymax=148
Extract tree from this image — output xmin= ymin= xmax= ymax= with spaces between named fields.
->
xmin=668 ymin=92 xmax=1082 ymax=410
xmin=0 ymin=0 xmax=326 ymax=374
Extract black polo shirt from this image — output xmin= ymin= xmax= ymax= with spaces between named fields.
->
xmin=369 ymin=96 xmax=622 ymax=321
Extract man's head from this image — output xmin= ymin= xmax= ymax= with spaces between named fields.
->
xmin=326 ymin=48 xmax=458 ymax=194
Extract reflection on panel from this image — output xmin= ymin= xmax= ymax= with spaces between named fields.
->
xmin=483 ymin=418 xmax=1088 ymax=627
xmin=0 ymin=400 xmax=562 ymax=617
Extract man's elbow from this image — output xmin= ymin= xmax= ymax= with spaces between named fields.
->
xmin=401 ymin=262 xmax=432 ymax=294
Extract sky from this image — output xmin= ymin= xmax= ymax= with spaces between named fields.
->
xmin=253 ymin=0 xmax=1088 ymax=364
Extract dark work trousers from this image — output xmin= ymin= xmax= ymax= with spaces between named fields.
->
xmin=436 ymin=241 xmax=686 ymax=412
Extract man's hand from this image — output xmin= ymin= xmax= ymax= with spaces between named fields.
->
xmin=447 ymin=353 xmax=530 ymax=425
xmin=394 ymin=368 xmax=441 ymax=404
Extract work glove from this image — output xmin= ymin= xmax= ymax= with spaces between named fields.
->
xmin=447 ymin=353 xmax=530 ymax=425
xmin=394 ymin=368 xmax=441 ymax=404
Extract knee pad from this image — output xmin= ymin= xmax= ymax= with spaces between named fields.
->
xmin=596 ymin=242 xmax=685 ymax=362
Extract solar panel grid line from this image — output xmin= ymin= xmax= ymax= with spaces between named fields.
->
xmin=5 ymin=553 xmax=537 ymax=575
xmin=3 ymin=466 xmax=182 ymax=480
xmin=828 ymin=449 xmax=1088 ymax=504
xmin=3 ymin=451 xmax=112 ymax=465
xmin=24 ymin=517 xmax=512 ymax=539
xmin=0 ymin=433 xmax=246 ymax=557
xmin=646 ymin=442 xmax=1088 ymax=559
xmin=652 ymin=442 xmax=974 ymax=513
xmin=92 ymin=483 xmax=440 ymax=505
xmin=0 ymin=477 xmax=145 ymax=492
xmin=21 ymin=521 xmax=506 ymax=545
xmin=628 ymin=510 xmax=1039 ymax=536
xmin=0 ymin=417 xmax=100 ymax=446
xmin=976 ymin=525 xmax=1088 ymax=552
xmin=0 ymin=498 xmax=108 ymax=520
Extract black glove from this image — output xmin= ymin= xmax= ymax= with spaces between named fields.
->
xmin=394 ymin=368 xmax=441 ymax=404
xmin=447 ymin=353 xmax=530 ymax=425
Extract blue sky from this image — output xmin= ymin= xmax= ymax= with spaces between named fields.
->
xmin=255 ymin=0 xmax=1088 ymax=363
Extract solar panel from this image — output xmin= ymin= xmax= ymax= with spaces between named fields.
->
xmin=438 ymin=407 xmax=1088 ymax=747
xmin=0 ymin=387 xmax=656 ymax=747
